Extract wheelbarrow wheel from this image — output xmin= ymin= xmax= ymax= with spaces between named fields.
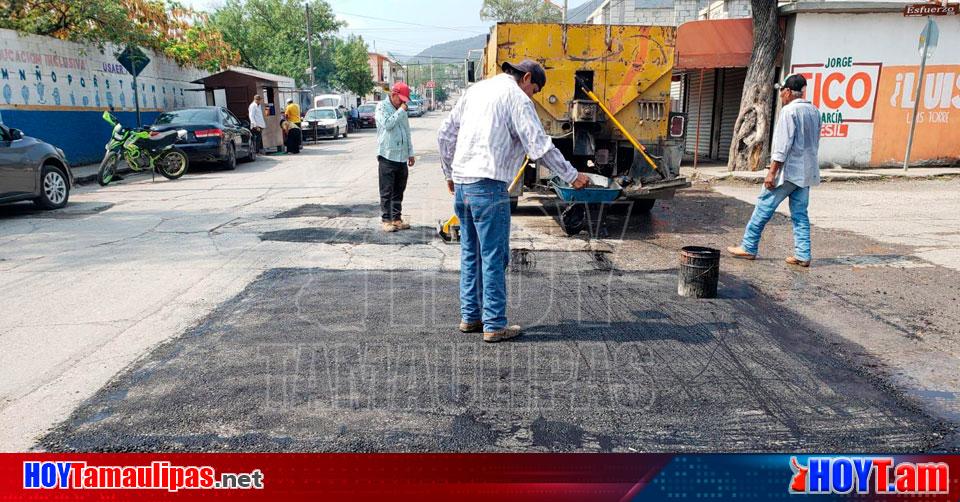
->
xmin=560 ymin=204 xmax=586 ymax=236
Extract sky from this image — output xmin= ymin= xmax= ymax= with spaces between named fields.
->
xmin=179 ymin=0 xmax=501 ymax=57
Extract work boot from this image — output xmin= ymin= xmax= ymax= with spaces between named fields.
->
xmin=381 ymin=221 xmax=398 ymax=233
xmin=483 ymin=325 xmax=522 ymax=343
xmin=393 ymin=219 xmax=411 ymax=230
xmin=726 ymin=246 xmax=756 ymax=260
xmin=459 ymin=320 xmax=482 ymax=333
xmin=785 ymin=256 xmax=811 ymax=268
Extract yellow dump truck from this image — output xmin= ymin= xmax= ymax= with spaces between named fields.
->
xmin=476 ymin=22 xmax=690 ymax=217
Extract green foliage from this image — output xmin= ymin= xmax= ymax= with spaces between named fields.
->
xmin=0 ymin=0 xmax=239 ymax=71
xmin=434 ymin=86 xmax=448 ymax=104
xmin=332 ymin=35 xmax=375 ymax=97
xmin=211 ymin=0 xmax=343 ymax=86
xmin=479 ymin=0 xmax=562 ymax=23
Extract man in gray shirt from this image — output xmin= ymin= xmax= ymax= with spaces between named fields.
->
xmin=728 ymin=74 xmax=821 ymax=267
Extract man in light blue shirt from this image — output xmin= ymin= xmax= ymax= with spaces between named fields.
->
xmin=728 ymin=74 xmax=821 ymax=267
xmin=375 ymin=82 xmax=415 ymax=232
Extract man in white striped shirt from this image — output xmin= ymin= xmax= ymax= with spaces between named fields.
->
xmin=438 ymin=59 xmax=589 ymax=343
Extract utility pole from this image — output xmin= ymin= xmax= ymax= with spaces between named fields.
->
xmin=305 ymin=3 xmax=316 ymax=102
xmin=563 ymin=0 xmax=568 ymax=23
xmin=430 ymin=56 xmax=435 ymax=110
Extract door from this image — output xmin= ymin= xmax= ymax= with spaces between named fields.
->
xmin=684 ymin=70 xmax=716 ymax=160
xmin=0 ymin=125 xmax=37 ymax=199
xmin=225 ymin=109 xmax=251 ymax=154
xmin=220 ymin=108 xmax=242 ymax=153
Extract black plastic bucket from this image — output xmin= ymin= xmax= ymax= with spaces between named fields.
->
xmin=678 ymin=246 xmax=720 ymax=299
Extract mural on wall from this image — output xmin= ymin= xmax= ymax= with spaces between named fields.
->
xmin=792 ymin=59 xmax=882 ymax=139
xmin=871 ymin=64 xmax=960 ymax=165
xmin=0 ymin=29 xmax=206 ymax=113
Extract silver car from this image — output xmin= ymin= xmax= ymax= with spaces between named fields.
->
xmin=0 ymin=123 xmax=72 ymax=209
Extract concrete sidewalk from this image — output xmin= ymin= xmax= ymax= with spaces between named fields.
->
xmin=685 ymin=164 xmax=960 ymax=183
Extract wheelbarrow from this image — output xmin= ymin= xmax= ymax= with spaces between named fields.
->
xmin=550 ymin=173 xmax=622 ymax=236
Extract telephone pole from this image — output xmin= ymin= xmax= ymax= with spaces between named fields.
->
xmin=305 ymin=3 xmax=316 ymax=100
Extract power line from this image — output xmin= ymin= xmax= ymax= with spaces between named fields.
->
xmin=334 ymin=10 xmax=489 ymax=34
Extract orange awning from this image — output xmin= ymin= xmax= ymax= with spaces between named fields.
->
xmin=675 ymin=18 xmax=754 ymax=70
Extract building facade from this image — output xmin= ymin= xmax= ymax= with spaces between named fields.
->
xmin=0 ymin=28 xmax=206 ymax=164
xmin=585 ymin=0 xmax=751 ymax=26
xmin=367 ymin=52 xmax=405 ymax=101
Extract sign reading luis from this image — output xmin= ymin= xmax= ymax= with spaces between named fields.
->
xmin=792 ymin=58 xmax=882 ymax=138
xmin=116 ymin=45 xmax=150 ymax=126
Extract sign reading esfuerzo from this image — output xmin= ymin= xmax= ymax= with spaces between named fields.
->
xmin=792 ymin=57 xmax=882 ymax=138
xmin=903 ymin=3 xmax=959 ymax=16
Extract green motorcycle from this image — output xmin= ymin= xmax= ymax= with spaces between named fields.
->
xmin=97 ymin=111 xmax=190 ymax=186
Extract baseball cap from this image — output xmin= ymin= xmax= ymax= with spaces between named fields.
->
xmin=775 ymin=73 xmax=806 ymax=92
xmin=501 ymin=59 xmax=547 ymax=88
xmin=286 ymin=98 xmax=293 ymax=103
xmin=391 ymin=82 xmax=411 ymax=103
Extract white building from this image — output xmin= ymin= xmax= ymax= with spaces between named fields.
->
xmin=584 ymin=0 xmax=751 ymax=26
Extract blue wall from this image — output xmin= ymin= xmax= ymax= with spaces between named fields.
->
xmin=0 ymin=109 xmax=161 ymax=165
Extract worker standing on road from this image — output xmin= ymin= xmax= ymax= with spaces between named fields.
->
xmin=248 ymin=94 xmax=266 ymax=154
xmin=283 ymin=98 xmax=302 ymax=154
xmin=728 ymin=74 xmax=822 ymax=267
xmin=376 ymin=82 xmax=416 ymax=232
xmin=438 ymin=59 xmax=590 ymax=343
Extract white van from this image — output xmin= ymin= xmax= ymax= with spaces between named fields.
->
xmin=314 ymin=93 xmax=356 ymax=111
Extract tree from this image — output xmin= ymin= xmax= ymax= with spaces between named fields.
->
xmin=479 ymin=0 xmax=562 ymax=23
xmin=332 ymin=35 xmax=375 ymax=97
xmin=434 ymin=86 xmax=448 ymax=104
xmin=0 ymin=0 xmax=239 ymax=72
xmin=727 ymin=0 xmax=782 ymax=172
xmin=211 ymin=0 xmax=343 ymax=85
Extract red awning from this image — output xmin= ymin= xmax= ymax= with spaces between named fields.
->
xmin=675 ymin=18 xmax=754 ymax=70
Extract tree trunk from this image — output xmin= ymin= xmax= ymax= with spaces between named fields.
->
xmin=728 ymin=0 xmax=782 ymax=171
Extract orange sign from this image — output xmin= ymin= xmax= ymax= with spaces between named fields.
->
xmin=871 ymin=64 xmax=960 ymax=164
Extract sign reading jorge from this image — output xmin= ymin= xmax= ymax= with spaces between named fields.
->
xmin=792 ymin=58 xmax=882 ymax=138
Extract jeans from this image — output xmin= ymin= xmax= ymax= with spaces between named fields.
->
xmin=251 ymin=127 xmax=263 ymax=153
xmin=378 ymin=156 xmax=408 ymax=222
xmin=741 ymin=181 xmax=811 ymax=261
xmin=455 ymin=179 xmax=511 ymax=332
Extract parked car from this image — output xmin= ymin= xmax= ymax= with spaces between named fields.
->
xmin=301 ymin=107 xmax=348 ymax=140
xmin=0 ymin=122 xmax=72 ymax=209
xmin=150 ymin=107 xmax=255 ymax=170
xmin=357 ymin=103 xmax=377 ymax=128
xmin=407 ymin=100 xmax=423 ymax=118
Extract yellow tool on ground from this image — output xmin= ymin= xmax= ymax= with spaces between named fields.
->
xmin=437 ymin=157 xmax=529 ymax=243
xmin=578 ymin=83 xmax=663 ymax=177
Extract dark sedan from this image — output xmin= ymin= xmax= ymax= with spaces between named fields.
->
xmin=151 ymin=107 xmax=255 ymax=170
xmin=357 ymin=103 xmax=377 ymax=128
xmin=0 ymin=123 xmax=72 ymax=209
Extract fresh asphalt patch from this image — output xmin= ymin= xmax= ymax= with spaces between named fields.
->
xmin=259 ymin=226 xmax=435 ymax=245
xmin=273 ymin=203 xmax=382 ymax=219
xmin=41 ymin=265 xmax=950 ymax=452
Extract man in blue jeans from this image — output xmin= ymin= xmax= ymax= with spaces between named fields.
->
xmin=728 ymin=74 xmax=822 ymax=267
xmin=438 ymin=59 xmax=590 ymax=342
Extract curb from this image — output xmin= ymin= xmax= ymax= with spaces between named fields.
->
xmin=74 ymin=166 xmax=133 ymax=186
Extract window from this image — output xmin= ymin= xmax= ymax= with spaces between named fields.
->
xmin=155 ymin=108 xmax=219 ymax=125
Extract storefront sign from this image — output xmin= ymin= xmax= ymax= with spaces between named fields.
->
xmin=871 ymin=64 xmax=960 ymax=164
xmin=903 ymin=3 xmax=959 ymax=16
xmin=792 ymin=59 xmax=882 ymax=137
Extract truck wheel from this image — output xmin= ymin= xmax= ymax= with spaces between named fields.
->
xmin=634 ymin=199 xmax=656 ymax=213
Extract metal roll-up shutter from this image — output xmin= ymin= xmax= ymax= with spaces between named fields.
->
xmin=718 ymin=68 xmax=747 ymax=161
xmin=684 ymin=70 xmax=715 ymax=158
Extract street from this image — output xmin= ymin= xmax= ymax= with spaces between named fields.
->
xmin=1 ymin=112 xmax=958 ymax=452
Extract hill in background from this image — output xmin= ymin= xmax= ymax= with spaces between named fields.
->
xmin=404 ymin=34 xmax=488 ymax=64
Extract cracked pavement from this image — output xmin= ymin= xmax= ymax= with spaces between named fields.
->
xmin=1 ymin=112 xmax=958 ymax=451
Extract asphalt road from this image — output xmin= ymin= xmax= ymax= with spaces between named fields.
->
xmin=1 ymin=110 xmax=958 ymax=452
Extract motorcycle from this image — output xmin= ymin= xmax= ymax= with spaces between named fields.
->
xmin=97 ymin=111 xmax=189 ymax=186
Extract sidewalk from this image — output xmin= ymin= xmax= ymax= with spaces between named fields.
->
xmin=685 ymin=163 xmax=960 ymax=183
